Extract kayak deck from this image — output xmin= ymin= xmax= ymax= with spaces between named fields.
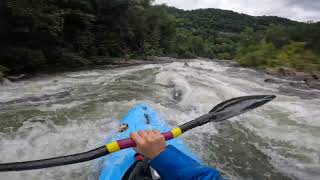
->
xmin=99 ymin=103 xmax=199 ymax=180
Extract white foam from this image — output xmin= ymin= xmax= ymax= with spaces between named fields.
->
xmin=37 ymin=101 xmax=87 ymax=111
xmin=0 ymin=112 xmax=120 ymax=180
xmin=0 ymin=59 xmax=319 ymax=180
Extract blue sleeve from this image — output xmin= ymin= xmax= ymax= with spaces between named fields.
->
xmin=150 ymin=145 xmax=224 ymax=180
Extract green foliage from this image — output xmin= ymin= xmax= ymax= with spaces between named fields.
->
xmin=237 ymin=32 xmax=320 ymax=72
xmin=265 ymin=25 xmax=290 ymax=48
xmin=278 ymin=42 xmax=320 ymax=71
xmin=0 ymin=2 xmax=319 ymax=75
xmin=0 ymin=65 xmax=10 ymax=78
xmin=0 ymin=47 xmax=47 ymax=72
xmin=158 ymin=6 xmax=299 ymax=60
xmin=0 ymin=65 xmax=10 ymax=73
xmin=238 ymin=40 xmax=278 ymax=68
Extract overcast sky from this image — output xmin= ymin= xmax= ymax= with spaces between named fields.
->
xmin=155 ymin=0 xmax=320 ymax=22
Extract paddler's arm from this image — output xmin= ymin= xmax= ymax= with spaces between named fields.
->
xmin=131 ymin=130 xmax=224 ymax=180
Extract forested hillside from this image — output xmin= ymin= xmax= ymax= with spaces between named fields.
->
xmin=160 ymin=6 xmax=301 ymax=59
xmin=0 ymin=0 xmax=179 ymax=76
xmin=0 ymin=0 xmax=319 ymax=78
xmin=163 ymin=6 xmax=299 ymax=33
xmin=161 ymin=6 xmax=320 ymax=72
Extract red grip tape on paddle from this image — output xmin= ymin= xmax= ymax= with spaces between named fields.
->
xmin=117 ymin=131 xmax=175 ymax=149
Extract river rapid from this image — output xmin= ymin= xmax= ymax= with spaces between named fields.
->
xmin=0 ymin=59 xmax=319 ymax=180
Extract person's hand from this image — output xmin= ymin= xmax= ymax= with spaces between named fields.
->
xmin=130 ymin=130 xmax=166 ymax=159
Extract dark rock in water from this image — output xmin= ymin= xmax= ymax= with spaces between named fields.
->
xmin=277 ymin=67 xmax=296 ymax=77
xmin=291 ymin=72 xmax=312 ymax=82
xmin=265 ymin=67 xmax=303 ymax=80
xmin=172 ymin=89 xmax=183 ymax=102
xmin=311 ymin=73 xmax=320 ymax=80
xmin=229 ymin=62 xmax=240 ymax=68
xmin=264 ymin=78 xmax=291 ymax=85
xmin=264 ymin=77 xmax=314 ymax=90
xmin=301 ymin=73 xmax=320 ymax=90
xmin=264 ymin=78 xmax=281 ymax=84
xmin=184 ymin=62 xmax=189 ymax=67
xmin=53 ymin=80 xmax=58 ymax=83
xmin=265 ymin=67 xmax=320 ymax=90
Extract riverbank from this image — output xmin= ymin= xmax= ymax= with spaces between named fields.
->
xmin=0 ymin=57 xmax=175 ymax=84
xmin=204 ymin=59 xmax=320 ymax=91
xmin=1 ymin=57 xmax=320 ymax=92
xmin=263 ymin=67 xmax=320 ymax=90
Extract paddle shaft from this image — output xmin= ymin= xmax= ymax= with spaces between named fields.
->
xmin=105 ymin=128 xmax=183 ymax=153
xmin=0 ymin=95 xmax=275 ymax=171
xmin=0 ymin=113 xmax=215 ymax=171
xmin=105 ymin=112 xmax=217 ymax=153
xmin=0 ymin=117 xmax=207 ymax=172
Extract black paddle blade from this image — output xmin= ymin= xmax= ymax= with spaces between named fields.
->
xmin=179 ymin=95 xmax=276 ymax=132
xmin=210 ymin=95 xmax=276 ymax=123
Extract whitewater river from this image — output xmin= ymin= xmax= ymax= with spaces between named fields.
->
xmin=0 ymin=59 xmax=319 ymax=180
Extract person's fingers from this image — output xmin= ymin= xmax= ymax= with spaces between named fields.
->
xmin=143 ymin=131 xmax=152 ymax=142
xmin=151 ymin=130 xmax=158 ymax=135
xmin=138 ymin=130 xmax=147 ymax=138
xmin=148 ymin=130 xmax=155 ymax=136
xmin=130 ymin=132 xmax=144 ymax=145
xmin=156 ymin=131 xmax=165 ymax=140
xmin=151 ymin=130 xmax=160 ymax=138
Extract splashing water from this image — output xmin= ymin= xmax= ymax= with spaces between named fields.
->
xmin=0 ymin=59 xmax=319 ymax=180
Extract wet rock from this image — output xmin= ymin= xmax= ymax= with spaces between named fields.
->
xmin=311 ymin=73 xmax=320 ymax=80
xmin=264 ymin=77 xmax=315 ymax=90
xmin=300 ymin=73 xmax=320 ymax=90
xmin=172 ymin=89 xmax=183 ymax=102
xmin=266 ymin=67 xmax=299 ymax=79
xmin=290 ymin=72 xmax=311 ymax=81
xmin=264 ymin=78 xmax=292 ymax=85
xmin=264 ymin=78 xmax=281 ymax=84
xmin=184 ymin=62 xmax=189 ymax=67
xmin=277 ymin=67 xmax=296 ymax=77
xmin=228 ymin=61 xmax=240 ymax=68
xmin=265 ymin=68 xmax=277 ymax=75
xmin=265 ymin=67 xmax=320 ymax=90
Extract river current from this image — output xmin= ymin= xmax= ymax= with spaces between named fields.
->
xmin=0 ymin=59 xmax=319 ymax=180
